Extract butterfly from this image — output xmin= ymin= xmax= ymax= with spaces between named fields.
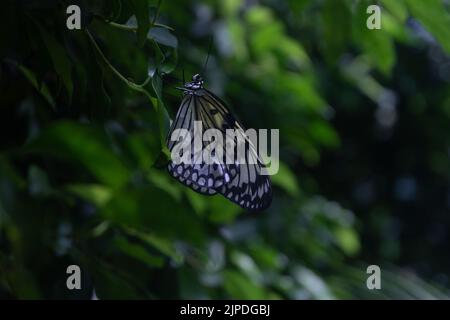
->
xmin=166 ymin=74 xmax=272 ymax=211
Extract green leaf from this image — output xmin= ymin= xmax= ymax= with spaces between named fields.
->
xmin=271 ymin=162 xmax=300 ymax=197
xmin=17 ymin=64 xmax=55 ymax=109
xmin=207 ymin=196 xmax=241 ymax=223
xmin=0 ymin=254 xmax=41 ymax=299
xmin=334 ymin=227 xmax=360 ymax=256
xmin=147 ymin=169 xmax=182 ymax=200
xmin=223 ymin=270 xmax=266 ymax=299
xmin=248 ymin=243 xmax=284 ymax=270
xmin=124 ymin=227 xmax=183 ymax=263
xmin=281 ymin=74 xmax=327 ymax=112
xmin=406 ymin=0 xmax=450 ymax=54
xmin=231 ymin=251 xmax=263 ymax=283
xmin=127 ymin=131 xmax=161 ymax=169
xmin=36 ymin=24 xmax=73 ymax=100
xmin=184 ymin=189 xmax=208 ymax=216
xmin=309 ymin=120 xmax=340 ymax=148
xmin=294 ymin=266 xmax=335 ymax=299
xmin=28 ymin=121 xmax=130 ymax=189
xmin=149 ymin=27 xmax=178 ymax=48
xmin=320 ymin=0 xmax=351 ymax=64
xmin=352 ymin=1 xmax=396 ymax=75
xmin=381 ymin=0 xmax=408 ymax=22
xmin=66 ymin=184 xmax=112 ymax=207
xmin=130 ymin=0 xmax=151 ymax=47
xmin=114 ymin=235 xmax=165 ymax=267
xmin=90 ymin=259 xmax=145 ymax=299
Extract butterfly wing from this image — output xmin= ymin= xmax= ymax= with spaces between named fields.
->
xmin=167 ymin=93 xmax=235 ymax=195
xmin=197 ymin=90 xmax=272 ymax=211
xmin=167 ymin=88 xmax=272 ymax=211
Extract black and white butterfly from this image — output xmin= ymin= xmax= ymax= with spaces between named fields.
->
xmin=166 ymin=74 xmax=272 ymax=211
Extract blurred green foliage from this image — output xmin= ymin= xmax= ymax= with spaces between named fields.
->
xmin=0 ymin=0 xmax=450 ymax=299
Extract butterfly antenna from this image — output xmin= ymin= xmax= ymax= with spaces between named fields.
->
xmin=201 ymin=36 xmax=213 ymax=76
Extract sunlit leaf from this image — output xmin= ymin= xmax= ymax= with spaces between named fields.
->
xmin=66 ymin=184 xmax=112 ymax=207
xmin=334 ymin=227 xmax=360 ymax=256
xmin=381 ymin=0 xmax=408 ymax=22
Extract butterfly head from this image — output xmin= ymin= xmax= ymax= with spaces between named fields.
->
xmin=184 ymin=74 xmax=204 ymax=91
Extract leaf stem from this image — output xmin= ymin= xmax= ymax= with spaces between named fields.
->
xmin=85 ymin=29 xmax=152 ymax=95
xmin=85 ymin=29 xmax=169 ymax=151
xmin=105 ymin=20 xmax=174 ymax=32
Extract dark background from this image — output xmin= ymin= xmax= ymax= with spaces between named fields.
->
xmin=0 ymin=0 xmax=449 ymax=299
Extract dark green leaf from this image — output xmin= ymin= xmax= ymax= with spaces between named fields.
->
xmin=36 ymin=23 xmax=74 ymax=100
xmin=28 ymin=121 xmax=130 ymax=189
xmin=130 ymin=0 xmax=151 ymax=47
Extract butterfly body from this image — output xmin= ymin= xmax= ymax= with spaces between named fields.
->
xmin=167 ymin=74 xmax=272 ymax=211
